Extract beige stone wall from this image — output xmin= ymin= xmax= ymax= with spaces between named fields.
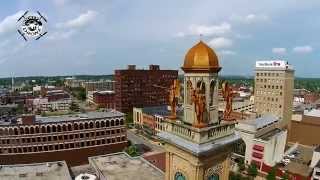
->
xmin=254 ymin=69 xmax=294 ymax=127
xmin=165 ymin=143 xmax=232 ymax=180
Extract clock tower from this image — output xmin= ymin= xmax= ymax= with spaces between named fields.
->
xmin=158 ymin=41 xmax=239 ymax=180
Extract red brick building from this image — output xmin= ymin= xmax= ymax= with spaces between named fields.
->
xmin=114 ymin=65 xmax=178 ymax=113
xmin=93 ymin=91 xmax=116 ymax=109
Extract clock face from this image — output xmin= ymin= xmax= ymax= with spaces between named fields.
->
xmin=175 ymin=172 xmax=186 ymax=180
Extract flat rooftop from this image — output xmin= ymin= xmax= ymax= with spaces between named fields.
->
xmin=89 ymin=152 xmax=164 ymax=180
xmin=36 ymin=111 xmax=124 ymax=124
xmin=0 ymin=161 xmax=72 ymax=180
xmin=0 ymin=111 xmax=124 ymax=126
xmin=241 ymin=114 xmax=278 ymax=129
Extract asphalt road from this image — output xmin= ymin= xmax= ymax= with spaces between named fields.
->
xmin=127 ymin=130 xmax=164 ymax=152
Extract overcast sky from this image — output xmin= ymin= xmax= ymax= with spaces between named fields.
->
xmin=0 ymin=0 xmax=319 ymax=77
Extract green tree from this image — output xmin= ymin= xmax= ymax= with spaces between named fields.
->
xmin=266 ymin=167 xmax=277 ymax=180
xmin=237 ymin=158 xmax=246 ymax=172
xmin=125 ymin=145 xmax=139 ymax=157
xmin=247 ymin=164 xmax=258 ymax=179
xmin=126 ymin=112 xmax=133 ymax=126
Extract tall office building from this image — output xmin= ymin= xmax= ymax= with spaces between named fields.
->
xmin=254 ymin=60 xmax=294 ymax=127
xmin=115 ymin=65 xmax=178 ymax=113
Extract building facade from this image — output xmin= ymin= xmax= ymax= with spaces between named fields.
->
xmin=289 ymin=109 xmax=320 ymax=147
xmin=87 ymin=91 xmax=116 ymax=109
xmin=133 ymin=106 xmax=173 ymax=135
xmin=82 ymin=80 xmax=115 ymax=92
xmin=254 ymin=60 xmax=294 ymax=127
xmin=235 ymin=115 xmax=287 ymax=169
xmin=0 ymin=111 xmax=127 ymax=166
xmin=114 ymin=64 xmax=178 ymax=113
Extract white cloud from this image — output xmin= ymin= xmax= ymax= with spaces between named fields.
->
xmin=220 ymin=50 xmax=236 ymax=55
xmin=272 ymin=48 xmax=287 ymax=55
xmin=57 ymin=10 xmax=98 ymax=29
xmin=0 ymin=11 xmax=24 ymax=35
xmin=176 ymin=22 xmax=231 ymax=37
xmin=230 ymin=14 xmax=269 ymax=24
xmin=292 ymin=45 xmax=313 ymax=54
xmin=208 ymin=37 xmax=233 ymax=49
xmin=47 ymin=30 xmax=76 ymax=40
xmin=189 ymin=22 xmax=231 ymax=36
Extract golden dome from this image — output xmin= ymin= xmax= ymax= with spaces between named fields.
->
xmin=182 ymin=41 xmax=221 ymax=73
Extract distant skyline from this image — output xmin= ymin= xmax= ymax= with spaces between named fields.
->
xmin=0 ymin=0 xmax=320 ymax=77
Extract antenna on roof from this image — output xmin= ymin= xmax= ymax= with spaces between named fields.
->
xmin=199 ymin=34 xmax=203 ymax=41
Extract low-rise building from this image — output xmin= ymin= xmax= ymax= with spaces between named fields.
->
xmin=0 ymin=111 xmax=127 ymax=166
xmin=235 ymin=115 xmax=287 ymax=169
xmin=133 ymin=106 xmax=181 ymax=135
xmin=26 ymin=98 xmax=72 ymax=113
xmin=0 ymin=161 xmax=72 ymax=180
xmin=289 ymin=109 xmax=320 ymax=147
xmin=87 ymin=91 xmax=115 ymax=109
xmin=82 ymin=80 xmax=115 ymax=92
xmin=88 ymin=152 xmax=164 ymax=180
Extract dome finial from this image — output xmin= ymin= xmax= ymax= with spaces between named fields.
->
xmin=199 ymin=34 xmax=203 ymax=41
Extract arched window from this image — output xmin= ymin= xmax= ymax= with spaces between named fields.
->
xmin=62 ymin=125 xmax=67 ymax=131
xmin=30 ymin=127 xmax=34 ymax=134
xmin=197 ymin=81 xmax=205 ymax=94
xmin=25 ymin=127 xmax=30 ymax=134
xmin=57 ymin=125 xmax=62 ymax=132
xmin=115 ymin=119 xmax=119 ymax=126
xmin=35 ymin=127 xmax=40 ymax=133
xmin=79 ymin=123 xmax=84 ymax=130
xmin=106 ymin=121 xmax=110 ymax=127
xmin=101 ymin=121 xmax=105 ymax=127
xmin=120 ymin=119 xmax=124 ymax=125
xmin=52 ymin=125 xmax=57 ymax=132
xmin=175 ymin=172 xmax=186 ymax=180
xmin=85 ymin=122 xmax=89 ymax=129
xmin=47 ymin=126 xmax=51 ymax=133
xmin=14 ymin=128 xmax=18 ymax=135
xmin=209 ymin=80 xmax=216 ymax=106
xmin=208 ymin=174 xmax=219 ymax=180
xmin=9 ymin=128 xmax=14 ymax=135
xmin=96 ymin=121 xmax=100 ymax=128
xmin=89 ymin=122 xmax=94 ymax=129
xmin=111 ymin=120 xmax=115 ymax=126
xmin=74 ymin=123 xmax=79 ymax=130
xmin=186 ymin=80 xmax=193 ymax=104
xmin=41 ymin=126 xmax=46 ymax=133
xmin=68 ymin=124 xmax=72 ymax=131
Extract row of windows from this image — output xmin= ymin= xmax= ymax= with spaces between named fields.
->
xmin=256 ymin=84 xmax=283 ymax=90
xmin=256 ymin=78 xmax=283 ymax=84
xmin=256 ymin=91 xmax=282 ymax=96
xmin=256 ymin=72 xmax=281 ymax=77
xmin=0 ymin=136 xmax=126 ymax=154
xmin=0 ymin=129 xmax=125 ymax=145
xmin=0 ymin=119 xmax=125 ymax=136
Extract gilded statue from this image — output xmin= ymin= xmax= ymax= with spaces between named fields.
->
xmin=153 ymin=79 xmax=180 ymax=119
xmin=191 ymin=86 xmax=207 ymax=127
xmin=168 ymin=79 xmax=180 ymax=119
xmin=221 ymin=81 xmax=235 ymax=120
